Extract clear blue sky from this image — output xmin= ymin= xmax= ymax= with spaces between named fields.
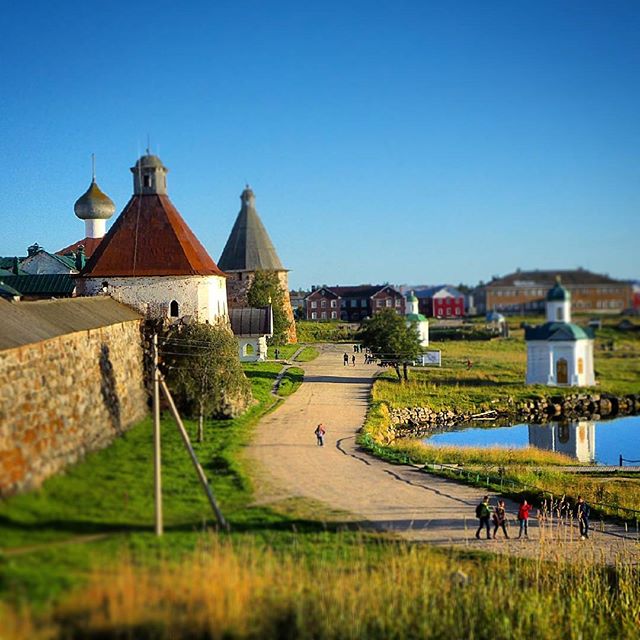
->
xmin=1 ymin=1 xmax=638 ymax=289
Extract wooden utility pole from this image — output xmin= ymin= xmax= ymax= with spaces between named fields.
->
xmin=152 ymin=333 xmax=163 ymax=536
xmin=160 ymin=377 xmax=228 ymax=530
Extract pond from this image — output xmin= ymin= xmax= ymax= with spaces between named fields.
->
xmin=424 ymin=415 xmax=640 ymax=466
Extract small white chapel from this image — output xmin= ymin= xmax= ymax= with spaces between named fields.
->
xmin=525 ymin=278 xmax=595 ymax=387
xmin=404 ymin=291 xmax=429 ymax=347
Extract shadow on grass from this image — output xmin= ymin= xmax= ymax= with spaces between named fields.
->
xmin=429 ymin=377 xmax=518 ymax=388
xmin=0 ymin=512 xmax=366 ymax=540
xmin=244 ymin=370 xmax=279 ymax=382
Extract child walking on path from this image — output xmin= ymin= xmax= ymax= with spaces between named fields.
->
xmin=314 ymin=423 xmax=326 ymax=447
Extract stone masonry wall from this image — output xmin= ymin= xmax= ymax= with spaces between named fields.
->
xmin=0 ymin=320 xmax=148 ymax=496
xmin=389 ymin=392 xmax=640 ymax=439
xmin=226 ymin=270 xmax=297 ymax=343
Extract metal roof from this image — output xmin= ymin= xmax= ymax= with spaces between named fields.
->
xmin=56 ymin=236 xmax=105 ymax=259
xmin=524 ymin=322 xmax=593 ymax=342
xmin=229 ymin=306 xmax=273 ymax=337
xmin=0 ymin=282 xmax=21 ymax=299
xmin=0 ymin=297 xmax=141 ymax=351
xmin=488 ymin=269 xmax=625 ymax=287
xmin=0 ymin=274 xmax=76 ymax=296
xmin=218 ymin=188 xmax=284 ymax=272
xmin=80 ymin=194 xmax=225 ymax=277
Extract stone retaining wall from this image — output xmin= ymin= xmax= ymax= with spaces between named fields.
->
xmin=0 ymin=320 xmax=147 ymax=496
xmin=390 ymin=393 xmax=640 ymax=439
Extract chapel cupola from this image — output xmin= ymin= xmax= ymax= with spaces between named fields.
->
xmin=73 ymin=156 xmax=116 ymax=239
xmin=131 ymin=151 xmax=169 ymax=195
xmin=546 ymin=276 xmax=572 ymax=323
xmin=405 ymin=291 xmax=419 ymax=316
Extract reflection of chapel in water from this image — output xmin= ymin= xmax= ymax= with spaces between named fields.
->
xmin=528 ymin=421 xmax=596 ymax=463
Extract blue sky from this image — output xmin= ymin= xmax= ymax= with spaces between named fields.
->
xmin=0 ymin=1 xmax=638 ymax=289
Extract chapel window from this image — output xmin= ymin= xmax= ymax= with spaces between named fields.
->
xmin=169 ymin=300 xmax=180 ymax=317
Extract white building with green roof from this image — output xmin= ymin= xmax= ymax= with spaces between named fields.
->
xmin=405 ymin=291 xmax=429 ymax=347
xmin=525 ymin=279 xmax=595 ymax=386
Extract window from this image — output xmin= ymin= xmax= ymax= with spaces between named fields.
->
xmin=321 ymin=311 xmax=327 ymax=319
xmin=143 ymin=174 xmax=152 ymax=188
xmin=311 ymin=301 xmax=317 ymax=309
xmin=351 ymin=299 xmax=358 ymax=308
xmin=243 ymin=343 xmax=255 ymax=357
xmin=577 ymin=358 xmax=584 ymax=374
xmin=395 ymin=299 xmax=401 ymax=306
xmin=556 ymin=307 xmax=564 ymax=321
xmin=330 ymin=299 xmax=337 ymax=308
xmin=331 ymin=311 xmax=337 ymax=319
xmin=311 ymin=312 xmax=317 ymax=319
xmin=321 ymin=299 xmax=326 ymax=308
xmin=169 ymin=300 xmax=179 ymax=317
xmin=385 ymin=299 xmax=392 ymax=307
xmin=376 ymin=299 xmax=383 ymax=307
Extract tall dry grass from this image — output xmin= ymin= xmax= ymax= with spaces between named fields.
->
xmin=18 ymin=537 xmax=639 ymax=639
xmin=391 ymin=438 xmax=576 ymax=467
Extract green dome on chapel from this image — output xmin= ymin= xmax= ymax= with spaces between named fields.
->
xmin=546 ymin=277 xmax=571 ymax=302
xmin=406 ymin=290 xmax=418 ymax=302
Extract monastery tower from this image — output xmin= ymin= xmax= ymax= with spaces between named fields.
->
xmin=218 ymin=187 xmax=296 ymax=342
xmin=77 ymin=153 xmax=228 ymax=324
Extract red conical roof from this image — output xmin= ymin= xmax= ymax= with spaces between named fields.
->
xmin=81 ymin=194 xmax=225 ymax=277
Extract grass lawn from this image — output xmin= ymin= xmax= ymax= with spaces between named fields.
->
xmin=294 ymin=346 xmax=320 ymax=362
xmin=295 ymin=320 xmax=358 ymax=343
xmin=374 ymin=324 xmax=640 ymax=413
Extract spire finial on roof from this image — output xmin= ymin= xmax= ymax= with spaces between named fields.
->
xmin=91 ymin=153 xmax=96 ymax=182
xmin=146 ymin=133 xmax=151 ymax=156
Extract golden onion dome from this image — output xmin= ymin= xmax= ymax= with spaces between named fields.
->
xmin=74 ymin=180 xmax=116 ymax=220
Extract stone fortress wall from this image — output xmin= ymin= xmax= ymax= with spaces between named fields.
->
xmin=0 ymin=312 xmax=147 ymax=496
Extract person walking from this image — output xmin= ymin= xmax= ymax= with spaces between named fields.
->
xmin=492 ymin=499 xmax=509 ymax=539
xmin=517 ymin=499 xmax=532 ymax=539
xmin=343 ymin=353 xmax=349 ymax=366
xmin=576 ymin=496 xmax=591 ymax=539
xmin=314 ymin=423 xmax=326 ymax=447
xmin=351 ymin=354 xmax=356 ymax=366
xmin=475 ymin=496 xmax=491 ymax=539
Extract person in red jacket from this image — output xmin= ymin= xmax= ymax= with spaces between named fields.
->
xmin=517 ymin=499 xmax=532 ymax=539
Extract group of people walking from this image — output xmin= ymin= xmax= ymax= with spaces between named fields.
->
xmin=475 ymin=495 xmax=591 ymax=540
xmin=343 ymin=353 xmax=357 ymax=366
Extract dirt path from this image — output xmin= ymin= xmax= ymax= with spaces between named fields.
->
xmin=248 ymin=344 xmax=640 ymax=564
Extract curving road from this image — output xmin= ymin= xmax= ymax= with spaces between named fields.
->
xmin=247 ymin=344 xmax=639 ymax=562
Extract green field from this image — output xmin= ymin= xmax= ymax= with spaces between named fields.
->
xmin=374 ymin=324 xmax=640 ymax=414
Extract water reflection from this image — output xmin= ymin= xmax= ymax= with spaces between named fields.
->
xmin=528 ymin=421 xmax=596 ymax=464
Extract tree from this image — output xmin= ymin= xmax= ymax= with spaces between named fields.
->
xmin=247 ymin=270 xmax=291 ymax=345
xmin=357 ymin=309 xmax=423 ymax=382
xmin=165 ymin=323 xmax=253 ymax=441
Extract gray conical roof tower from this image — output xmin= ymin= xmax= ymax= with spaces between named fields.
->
xmin=218 ymin=187 xmax=285 ymax=272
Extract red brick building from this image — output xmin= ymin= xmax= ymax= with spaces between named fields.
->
xmin=305 ymin=285 xmax=404 ymax=322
